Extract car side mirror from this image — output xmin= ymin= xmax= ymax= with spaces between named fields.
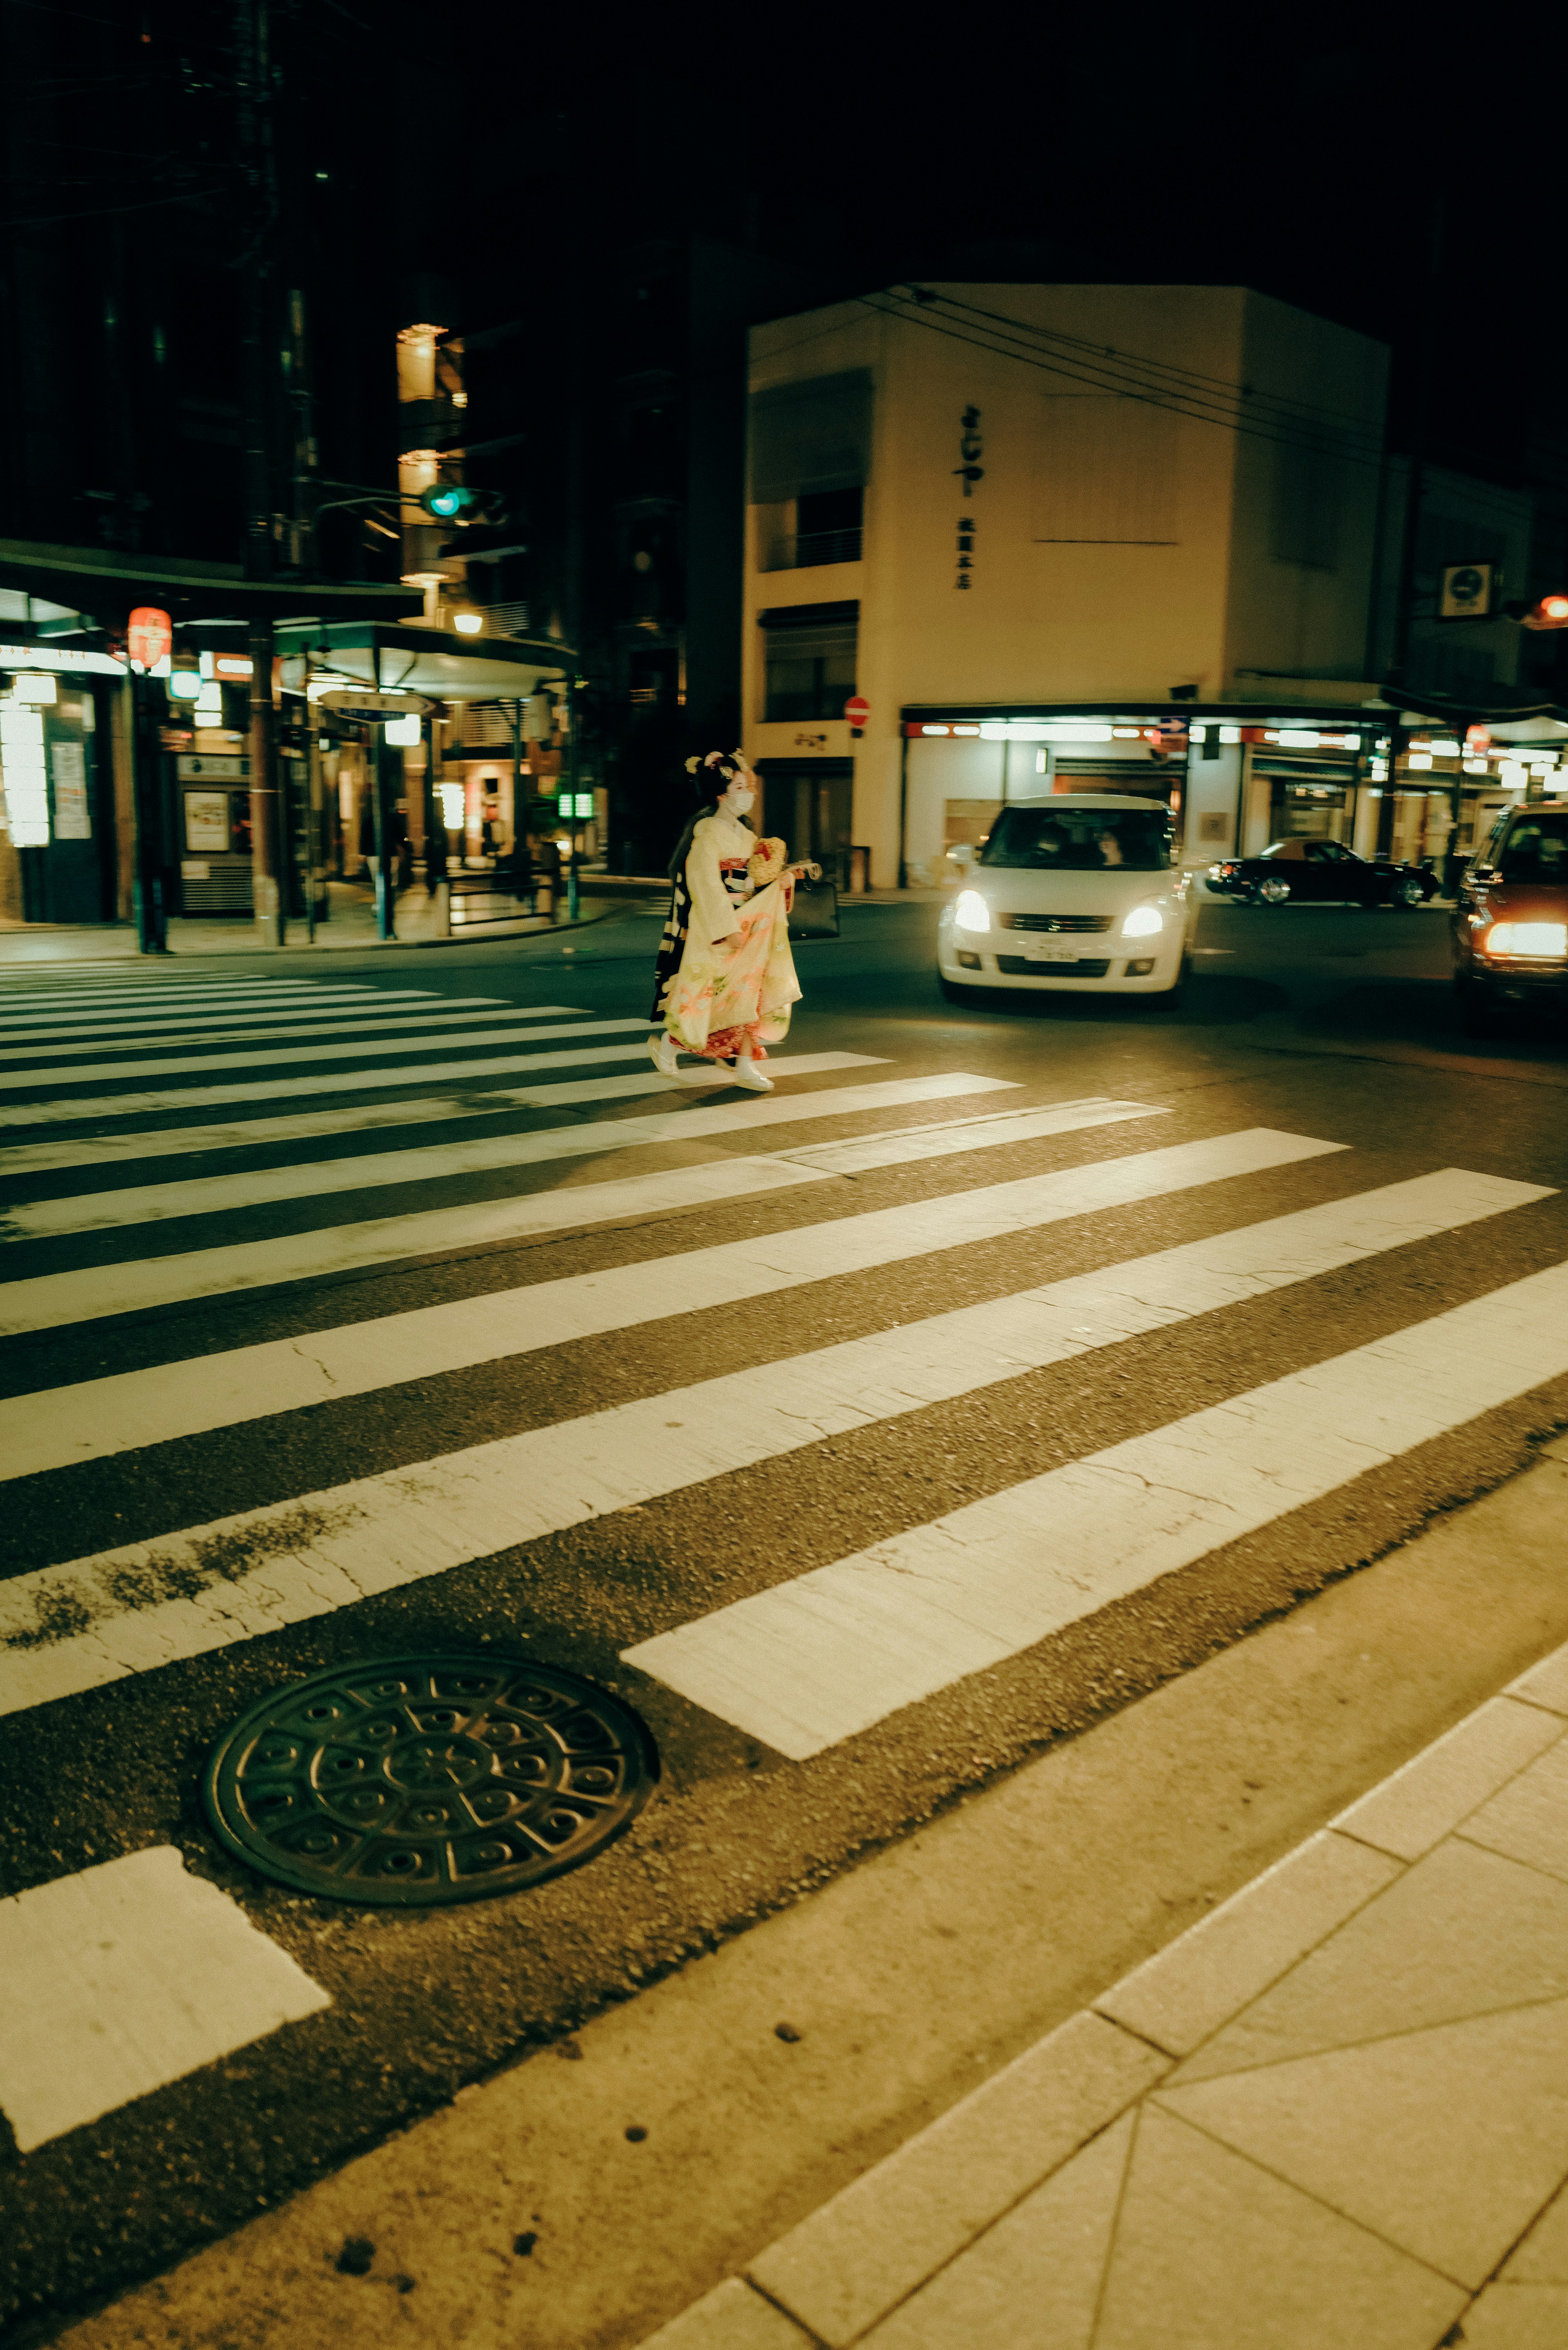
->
xmin=948 ymin=843 xmax=976 ymax=871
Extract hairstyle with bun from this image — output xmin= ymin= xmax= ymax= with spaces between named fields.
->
xmin=667 ymin=749 xmax=752 ymax=878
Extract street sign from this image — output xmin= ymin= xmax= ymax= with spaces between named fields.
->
xmin=1439 ymin=562 xmax=1494 ymax=620
xmin=844 ymin=695 xmax=870 ymax=730
xmin=317 ymin=688 xmax=434 ymax=717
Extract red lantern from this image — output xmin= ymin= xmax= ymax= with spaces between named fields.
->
xmin=126 ymin=606 xmax=172 ymax=669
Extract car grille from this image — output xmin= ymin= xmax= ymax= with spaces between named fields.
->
xmin=999 ymin=912 xmax=1114 ymax=934
xmin=996 ymin=955 xmax=1112 ymax=978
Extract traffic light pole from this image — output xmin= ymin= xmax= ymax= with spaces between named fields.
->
xmin=130 ymin=675 xmax=169 ymax=954
xmin=247 ymin=616 xmax=284 ymax=948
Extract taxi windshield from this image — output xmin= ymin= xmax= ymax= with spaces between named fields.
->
xmin=979 ymin=805 xmax=1173 ymax=872
xmin=1499 ymin=814 xmax=1568 ymax=884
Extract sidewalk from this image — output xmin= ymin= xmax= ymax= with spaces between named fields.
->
xmin=48 ymin=1435 xmax=1568 ymax=2350
xmin=0 ymin=882 xmax=654 ymax=965
xmin=652 ymin=1447 xmax=1568 ymax=2350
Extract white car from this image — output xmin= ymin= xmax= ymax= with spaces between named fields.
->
xmin=936 ymin=792 xmax=1192 ymax=1003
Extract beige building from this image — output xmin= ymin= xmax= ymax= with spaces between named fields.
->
xmin=742 ymin=283 xmax=1394 ymax=885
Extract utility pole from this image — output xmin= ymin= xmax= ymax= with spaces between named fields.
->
xmin=236 ymin=0 xmax=284 ymax=949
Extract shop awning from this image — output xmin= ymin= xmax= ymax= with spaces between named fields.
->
xmin=274 ymin=622 xmax=574 ymax=703
xmin=0 ymin=538 xmax=423 ymax=624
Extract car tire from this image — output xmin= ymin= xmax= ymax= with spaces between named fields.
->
xmin=1255 ymin=877 xmax=1291 ymax=905
xmin=1393 ymin=878 xmax=1427 ymax=908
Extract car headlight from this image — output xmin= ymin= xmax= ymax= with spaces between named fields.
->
xmin=1122 ymin=904 xmax=1164 ymax=939
xmin=1483 ymin=922 xmax=1568 ymax=958
xmin=954 ymin=889 xmax=990 ymax=934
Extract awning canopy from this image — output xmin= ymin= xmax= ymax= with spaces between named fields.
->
xmin=0 ymin=538 xmax=423 ymax=624
xmin=274 ymin=622 xmax=575 ymax=703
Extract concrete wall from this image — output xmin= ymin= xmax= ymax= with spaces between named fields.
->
xmin=1222 ymin=292 xmax=1389 ymax=694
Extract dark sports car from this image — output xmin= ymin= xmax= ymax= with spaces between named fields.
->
xmin=1205 ymin=837 xmax=1439 ymax=907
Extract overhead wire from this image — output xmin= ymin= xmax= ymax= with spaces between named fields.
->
xmin=857 ymin=288 xmax=1388 ymax=469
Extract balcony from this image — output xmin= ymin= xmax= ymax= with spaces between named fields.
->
xmin=763 ymin=526 xmax=863 ymax=573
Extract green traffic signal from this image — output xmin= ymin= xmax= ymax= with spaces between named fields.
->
xmin=419 ymin=484 xmax=475 ymax=521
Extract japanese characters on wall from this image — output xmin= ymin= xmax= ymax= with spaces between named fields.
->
xmin=954 ymin=405 xmax=982 ymax=590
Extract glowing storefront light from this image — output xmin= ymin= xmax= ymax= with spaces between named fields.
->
xmin=0 ymin=701 xmax=50 ymax=843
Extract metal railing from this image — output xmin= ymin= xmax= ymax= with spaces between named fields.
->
xmin=763 ymin=527 xmax=863 ymax=572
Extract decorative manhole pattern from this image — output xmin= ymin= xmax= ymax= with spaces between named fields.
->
xmin=203 ymin=1654 xmax=659 ymax=1906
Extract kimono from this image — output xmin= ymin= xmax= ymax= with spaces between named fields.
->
xmin=649 ymin=812 xmax=801 ymax=1060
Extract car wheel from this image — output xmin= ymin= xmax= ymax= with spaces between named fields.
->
xmin=1256 ymin=876 xmax=1291 ymax=905
xmin=1393 ymin=878 xmax=1427 ymax=908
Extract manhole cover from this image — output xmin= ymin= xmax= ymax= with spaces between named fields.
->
xmin=203 ymin=1654 xmax=659 ymax=1906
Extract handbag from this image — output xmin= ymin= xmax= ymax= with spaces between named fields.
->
xmin=788 ymin=873 xmax=840 ymax=942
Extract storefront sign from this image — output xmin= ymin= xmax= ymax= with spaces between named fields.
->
xmin=184 ymin=792 xmax=231 ymax=851
xmin=317 ymin=688 xmax=434 ymax=718
xmin=126 ymin=607 xmax=172 ymax=669
xmin=177 ymin=754 xmax=250 ymax=780
xmin=49 ymin=742 xmax=90 ymax=838
xmin=953 ymin=406 xmax=982 ymax=590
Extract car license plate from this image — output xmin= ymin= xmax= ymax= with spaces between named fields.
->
xmin=1025 ymin=942 xmax=1082 ymax=963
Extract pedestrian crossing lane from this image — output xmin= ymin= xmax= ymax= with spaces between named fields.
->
xmin=2 ymin=968 xmax=1563 ymax=1759
xmin=3 ymin=966 xmax=1566 ymax=2165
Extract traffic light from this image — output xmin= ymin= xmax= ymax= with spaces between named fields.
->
xmin=419 ymin=484 xmax=478 ymax=522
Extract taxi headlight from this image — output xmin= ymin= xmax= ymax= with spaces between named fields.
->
xmin=1122 ymin=904 xmax=1165 ymax=939
xmin=1484 ymin=922 xmax=1568 ymax=958
xmin=954 ymin=889 xmax=990 ymax=934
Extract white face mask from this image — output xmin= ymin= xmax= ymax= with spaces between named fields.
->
xmin=724 ymin=785 xmax=755 ymax=816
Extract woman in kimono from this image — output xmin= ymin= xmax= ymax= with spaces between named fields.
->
xmin=648 ymin=749 xmax=816 ymax=1094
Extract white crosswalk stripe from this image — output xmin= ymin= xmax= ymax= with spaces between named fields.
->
xmin=5 ymin=1154 xmax=1539 ymax=1717
xmin=0 ymin=1102 xmax=1180 ymax=1477
xmin=0 ymin=986 xmax=466 ymax=1035
xmin=0 ymin=1001 xmax=566 ymax=1055
xmin=0 ymin=1012 xmax=654 ymax=1091
xmin=3 ymin=967 xmax=1564 ymax=2167
xmin=627 ymin=1249 xmax=1568 ymax=1755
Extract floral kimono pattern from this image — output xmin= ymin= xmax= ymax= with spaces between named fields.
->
xmin=649 ymin=815 xmax=801 ymax=1060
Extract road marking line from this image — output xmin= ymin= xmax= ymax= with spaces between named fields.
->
xmin=0 ymin=1000 xmax=534 ymax=1052
xmin=2 ymin=1064 xmax=1066 ymax=1240
xmin=0 ymin=987 xmax=451 ymax=1033
xmin=0 ymin=1015 xmax=654 ymax=1093
xmin=0 ymin=1055 xmax=881 ymax=1179
xmin=0 ymin=1041 xmax=674 ymax=1128
xmin=0 ymin=1100 xmax=1180 ymax=1476
xmin=0 ymin=1847 xmax=329 ymax=2153
xmin=0 ymin=981 xmax=388 ymax=1011
xmin=0 ymin=1133 xmax=1477 ymax=1719
xmin=626 ymin=1217 xmax=1566 ymax=1756
xmin=0 ymin=1076 xmax=1016 ymax=1331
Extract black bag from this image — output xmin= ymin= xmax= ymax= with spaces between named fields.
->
xmin=788 ymin=874 xmax=840 ymax=942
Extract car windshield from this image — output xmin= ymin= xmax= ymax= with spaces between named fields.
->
xmin=979 ymin=805 xmax=1173 ymax=872
xmin=1499 ymin=814 xmax=1568 ymax=884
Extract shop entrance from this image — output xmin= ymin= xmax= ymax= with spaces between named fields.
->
xmin=755 ymin=758 xmax=855 ymax=880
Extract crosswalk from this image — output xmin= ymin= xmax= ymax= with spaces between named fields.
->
xmin=1 ymin=963 xmax=1564 ymax=2173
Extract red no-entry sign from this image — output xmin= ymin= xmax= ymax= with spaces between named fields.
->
xmin=844 ymin=695 xmax=870 ymax=730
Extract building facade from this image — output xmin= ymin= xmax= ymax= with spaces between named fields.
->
xmin=743 ymin=283 xmax=1398 ymax=884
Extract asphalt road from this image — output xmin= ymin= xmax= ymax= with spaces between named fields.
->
xmin=4 ymin=888 xmax=1568 ymax=2342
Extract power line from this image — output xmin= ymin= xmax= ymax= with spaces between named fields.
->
xmin=859 ymin=290 xmax=1389 ymax=469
